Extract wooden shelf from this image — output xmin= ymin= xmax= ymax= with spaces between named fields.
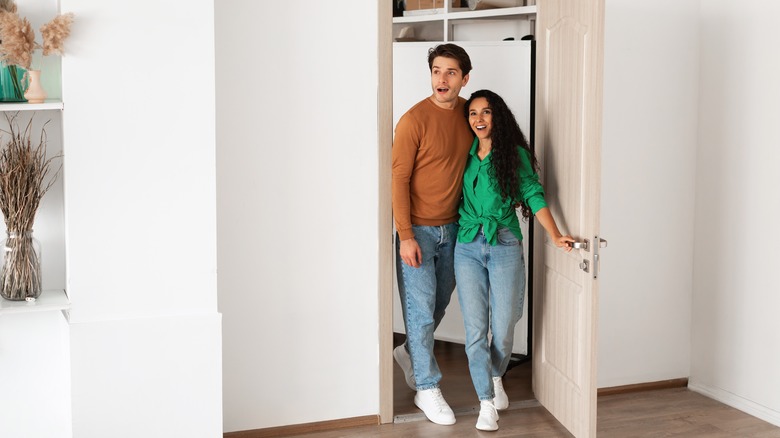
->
xmin=0 ymin=100 xmax=64 ymax=112
xmin=0 ymin=289 xmax=69 ymax=315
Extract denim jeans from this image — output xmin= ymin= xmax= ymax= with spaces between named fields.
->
xmin=454 ymin=227 xmax=526 ymax=400
xmin=396 ymin=223 xmax=458 ymax=390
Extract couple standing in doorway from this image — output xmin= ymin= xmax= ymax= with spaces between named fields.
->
xmin=391 ymin=43 xmax=574 ymax=432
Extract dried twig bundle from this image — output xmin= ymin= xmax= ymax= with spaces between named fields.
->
xmin=40 ymin=13 xmax=74 ymax=56
xmin=0 ymin=11 xmax=36 ymax=69
xmin=0 ymin=114 xmax=61 ymax=230
xmin=0 ymin=114 xmax=62 ymax=300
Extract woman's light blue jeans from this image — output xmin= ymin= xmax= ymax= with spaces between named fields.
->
xmin=454 ymin=227 xmax=526 ymax=400
xmin=396 ymin=223 xmax=458 ymax=390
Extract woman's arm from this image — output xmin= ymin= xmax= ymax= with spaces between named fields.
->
xmin=534 ymin=207 xmax=575 ymax=252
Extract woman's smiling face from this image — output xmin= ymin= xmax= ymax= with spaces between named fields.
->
xmin=468 ymin=97 xmax=492 ymax=141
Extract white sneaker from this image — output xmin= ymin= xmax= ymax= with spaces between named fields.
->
xmin=476 ymin=400 xmax=499 ymax=431
xmin=414 ymin=388 xmax=456 ymax=425
xmin=493 ymin=376 xmax=509 ymax=410
xmin=393 ymin=345 xmax=416 ymax=390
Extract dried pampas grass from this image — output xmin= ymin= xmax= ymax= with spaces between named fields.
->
xmin=0 ymin=12 xmax=36 ymax=69
xmin=40 ymin=12 xmax=74 ymax=56
xmin=0 ymin=6 xmax=74 ymax=71
xmin=0 ymin=0 xmax=16 ymax=14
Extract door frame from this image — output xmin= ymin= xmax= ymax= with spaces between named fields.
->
xmin=377 ymin=1 xmax=603 ymax=430
xmin=378 ymin=0 xmax=394 ymax=424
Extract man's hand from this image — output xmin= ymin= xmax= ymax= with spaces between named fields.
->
xmin=399 ymin=238 xmax=423 ymax=268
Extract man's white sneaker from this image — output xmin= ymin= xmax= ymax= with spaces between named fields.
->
xmin=393 ymin=345 xmax=416 ymax=390
xmin=493 ymin=376 xmax=509 ymax=410
xmin=476 ymin=400 xmax=499 ymax=431
xmin=414 ymin=388 xmax=456 ymax=425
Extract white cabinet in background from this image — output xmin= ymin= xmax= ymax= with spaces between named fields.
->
xmin=393 ymin=3 xmax=537 ymax=42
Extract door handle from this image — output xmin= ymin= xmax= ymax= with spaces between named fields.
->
xmin=568 ymin=239 xmax=589 ymax=251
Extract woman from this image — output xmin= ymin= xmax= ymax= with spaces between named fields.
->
xmin=455 ymin=89 xmax=574 ymax=431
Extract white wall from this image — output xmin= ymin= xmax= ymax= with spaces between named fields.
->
xmin=0 ymin=312 xmax=71 ymax=438
xmin=598 ymin=0 xmax=699 ymax=388
xmin=216 ymin=1 xmax=381 ymax=432
xmin=690 ymin=1 xmax=780 ymax=427
xmin=61 ymin=0 xmax=222 ymax=437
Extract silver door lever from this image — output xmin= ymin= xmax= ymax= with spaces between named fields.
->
xmin=568 ymin=240 xmax=589 ymax=251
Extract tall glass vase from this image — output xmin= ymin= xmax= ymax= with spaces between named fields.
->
xmin=0 ymin=231 xmax=42 ymax=301
xmin=0 ymin=63 xmax=28 ymax=103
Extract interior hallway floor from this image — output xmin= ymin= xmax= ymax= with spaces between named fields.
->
xmin=282 ymin=336 xmax=780 ymax=437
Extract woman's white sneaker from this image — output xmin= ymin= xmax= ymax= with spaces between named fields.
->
xmin=492 ymin=376 xmax=509 ymax=410
xmin=476 ymin=400 xmax=499 ymax=431
xmin=414 ymin=388 xmax=456 ymax=425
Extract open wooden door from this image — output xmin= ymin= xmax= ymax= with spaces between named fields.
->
xmin=532 ymin=0 xmax=605 ymax=437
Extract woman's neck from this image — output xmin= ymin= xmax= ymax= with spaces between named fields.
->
xmin=477 ymin=139 xmax=492 ymax=160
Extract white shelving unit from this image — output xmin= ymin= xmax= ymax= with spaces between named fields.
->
xmin=393 ymin=5 xmax=537 ymax=42
xmin=0 ymin=289 xmax=69 ymax=316
xmin=0 ymin=100 xmax=67 ymax=316
xmin=0 ymin=99 xmax=64 ymax=112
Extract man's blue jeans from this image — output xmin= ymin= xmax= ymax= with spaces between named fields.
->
xmin=454 ymin=227 xmax=526 ymax=400
xmin=396 ymin=223 xmax=458 ymax=390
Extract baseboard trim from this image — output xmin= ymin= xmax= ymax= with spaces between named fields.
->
xmin=689 ymin=381 xmax=780 ymax=428
xmin=224 ymin=415 xmax=379 ymax=438
xmin=598 ymin=378 xmax=689 ymax=397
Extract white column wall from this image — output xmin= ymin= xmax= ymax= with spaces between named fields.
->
xmin=61 ymin=1 xmax=222 ymax=437
xmin=216 ymin=1 xmax=381 ymax=432
xmin=0 ymin=312 xmax=71 ymax=438
xmin=690 ymin=1 xmax=780 ymax=427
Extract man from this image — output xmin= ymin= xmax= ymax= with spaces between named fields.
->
xmin=391 ymin=43 xmax=473 ymax=426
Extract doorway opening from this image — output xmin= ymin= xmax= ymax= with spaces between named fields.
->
xmin=388 ymin=38 xmax=539 ymax=422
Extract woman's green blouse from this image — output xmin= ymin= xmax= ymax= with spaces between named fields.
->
xmin=457 ymin=137 xmax=547 ymax=245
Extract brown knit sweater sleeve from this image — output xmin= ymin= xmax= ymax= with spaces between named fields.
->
xmin=392 ymin=98 xmax=473 ymax=241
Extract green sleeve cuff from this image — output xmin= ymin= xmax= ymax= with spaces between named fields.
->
xmin=528 ymin=194 xmax=548 ymax=215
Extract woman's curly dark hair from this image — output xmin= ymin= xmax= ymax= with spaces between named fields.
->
xmin=465 ymin=89 xmax=539 ymax=219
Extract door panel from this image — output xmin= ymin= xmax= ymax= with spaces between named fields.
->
xmin=532 ymin=0 xmax=604 ymax=437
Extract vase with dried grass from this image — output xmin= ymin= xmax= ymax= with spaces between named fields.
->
xmin=0 ymin=115 xmax=61 ymax=300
